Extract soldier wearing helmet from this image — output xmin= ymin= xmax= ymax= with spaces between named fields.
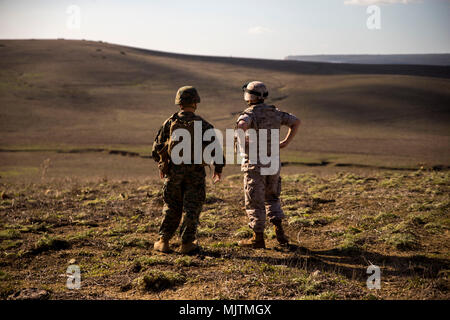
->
xmin=175 ymin=85 xmax=201 ymax=106
xmin=152 ymin=86 xmax=224 ymax=254
xmin=236 ymin=81 xmax=301 ymax=249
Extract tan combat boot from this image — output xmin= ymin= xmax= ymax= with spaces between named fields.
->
xmin=153 ymin=237 xmax=170 ymax=253
xmin=180 ymin=240 xmax=199 ymax=254
xmin=238 ymin=232 xmax=266 ymax=249
xmin=273 ymin=219 xmax=289 ymax=245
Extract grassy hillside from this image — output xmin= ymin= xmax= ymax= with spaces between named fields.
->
xmin=0 ymin=39 xmax=449 ymax=170
xmin=0 ymin=40 xmax=449 ymax=300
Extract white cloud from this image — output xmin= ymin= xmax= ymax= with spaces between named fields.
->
xmin=344 ymin=0 xmax=420 ymax=5
xmin=248 ymin=26 xmax=272 ymax=35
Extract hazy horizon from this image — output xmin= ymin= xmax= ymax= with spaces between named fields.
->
xmin=1 ymin=38 xmax=450 ymax=62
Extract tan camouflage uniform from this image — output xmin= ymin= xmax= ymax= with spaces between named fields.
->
xmin=237 ymin=103 xmax=299 ymax=233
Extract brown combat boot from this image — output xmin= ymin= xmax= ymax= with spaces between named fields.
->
xmin=180 ymin=240 xmax=199 ymax=254
xmin=238 ymin=232 xmax=266 ymax=249
xmin=273 ymin=219 xmax=289 ymax=245
xmin=153 ymin=237 xmax=170 ymax=253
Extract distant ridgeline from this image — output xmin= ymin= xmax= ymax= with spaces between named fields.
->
xmin=285 ymin=54 xmax=450 ymax=66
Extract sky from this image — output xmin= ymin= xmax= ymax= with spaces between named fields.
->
xmin=0 ymin=0 xmax=449 ymax=59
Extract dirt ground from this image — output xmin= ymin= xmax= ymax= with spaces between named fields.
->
xmin=0 ymin=153 xmax=448 ymax=300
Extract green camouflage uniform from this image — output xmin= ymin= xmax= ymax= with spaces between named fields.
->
xmin=152 ymin=111 xmax=224 ymax=244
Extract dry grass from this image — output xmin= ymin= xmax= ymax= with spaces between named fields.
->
xmin=0 ymin=168 xmax=448 ymax=300
xmin=0 ymin=39 xmax=449 ymax=300
xmin=0 ymin=39 xmax=449 ymax=167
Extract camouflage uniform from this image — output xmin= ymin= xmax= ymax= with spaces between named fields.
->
xmin=237 ymin=103 xmax=299 ymax=233
xmin=152 ymin=111 xmax=224 ymax=244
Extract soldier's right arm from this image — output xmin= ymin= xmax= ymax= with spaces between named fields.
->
xmin=151 ymin=120 xmax=171 ymax=163
xmin=237 ymin=114 xmax=251 ymax=131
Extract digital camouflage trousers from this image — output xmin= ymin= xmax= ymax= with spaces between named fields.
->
xmin=244 ymin=169 xmax=285 ymax=233
xmin=159 ymin=164 xmax=206 ymax=244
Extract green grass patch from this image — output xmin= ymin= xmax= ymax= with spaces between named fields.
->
xmin=197 ymin=227 xmax=216 ymax=237
xmin=281 ymin=194 xmax=301 ymax=204
xmin=291 ymin=274 xmax=321 ymax=295
xmin=137 ymin=270 xmax=186 ymax=292
xmin=83 ymin=261 xmax=116 ymax=278
xmin=0 ymin=270 xmax=9 ymax=281
xmin=174 ymin=256 xmax=196 ymax=267
xmin=83 ymin=198 xmax=107 ymax=206
xmin=385 ymin=233 xmax=418 ymax=251
xmin=299 ymin=291 xmax=340 ymax=300
xmin=346 ymin=226 xmax=362 ymax=234
xmin=234 ymin=226 xmax=253 ymax=239
xmin=312 ymin=216 xmax=336 ymax=226
xmin=407 ymin=213 xmax=428 ymax=226
xmin=32 ymin=235 xmax=71 ymax=254
xmin=0 ymin=229 xmax=21 ymax=240
xmin=0 ymin=239 xmax=22 ymax=250
xmin=137 ymin=255 xmax=170 ymax=266
xmin=288 ymin=216 xmax=313 ymax=227
xmin=375 ymin=212 xmax=399 ymax=222
xmin=211 ymin=242 xmax=237 ymax=248
xmin=338 ymin=233 xmax=365 ymax=253
xmin=102 ymin=224 xmax=132 ymax=237
xmin=265 ymin=228 xmax=276 ymax=240
xmin=116 ymin=237 xmax=151 ymax=249
xmin=68 ymin=230 xmax=97 ymax=242
xmin=424 ymin=222 xmax=444 ymax=234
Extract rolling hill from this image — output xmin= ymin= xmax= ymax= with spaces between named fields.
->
xmin=0 ymin=40 xmax=449 ymax=300
xmin=1 ymin=39 xmax=449 ymax=168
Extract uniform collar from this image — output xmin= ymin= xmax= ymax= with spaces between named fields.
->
xmin=248 ymin=103 xmax=266 ymax=108
xmin=178 ymin=111 xmax=196 ymax=116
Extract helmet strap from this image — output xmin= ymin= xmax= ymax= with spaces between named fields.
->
xmin=247 ymin=99 xmax=264 ymax=106
xmin=180 ymin=103 xmax=197 ymax=112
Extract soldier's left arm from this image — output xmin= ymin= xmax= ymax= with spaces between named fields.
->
xmin=202 ymin=121 xmax=225 ymax=179
xmin=151 ymin=127 xmax=163 ymax=163
xmin=151 ymin=121 xmax=171 ymax=162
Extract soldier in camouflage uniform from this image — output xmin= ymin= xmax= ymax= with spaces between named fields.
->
xmin=152 ymin=86 xmax=224 ymax=254
xmin=236 ymin=81 xmax=301 ymax=249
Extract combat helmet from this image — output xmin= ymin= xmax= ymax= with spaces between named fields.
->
xmin=175 ymin=86 xmax=201 ymax=105
xmin=242 ymin=81 xmax=269 ymax=101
